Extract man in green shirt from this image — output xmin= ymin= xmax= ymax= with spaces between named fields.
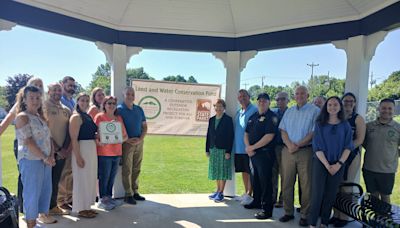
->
xmin=363 ymin=98 xmax=400 ymax=203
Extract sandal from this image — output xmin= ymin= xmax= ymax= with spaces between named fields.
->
xmin=78 ymin=210 xmax=96 ymax=218
xmin=89 ymin=209 xmax=99 ymax=214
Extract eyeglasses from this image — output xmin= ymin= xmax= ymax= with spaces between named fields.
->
xmin=106 ymin=102 xmax=116 ymax=105
xmin=276 ymin=98 xmax=286 ymax=101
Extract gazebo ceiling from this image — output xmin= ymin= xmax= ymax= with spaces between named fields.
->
xmin=1 ymin=0 xmax=400 ymax=51
xmin=13 ymin=0 xmax=400 ymax=37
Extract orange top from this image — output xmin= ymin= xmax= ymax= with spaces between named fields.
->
xmin=88 ymin=106 xmax=100 ymax=120
xmin=94 ymin=113 xmax=127 ymax=156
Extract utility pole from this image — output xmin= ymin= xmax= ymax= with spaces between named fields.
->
xmin=242 ymin=83 xmax=249 ymax=90
xmin=369 ymin=71 xmax=376 ymax=88
xmin=261 ymin=76 xmax=266 ymax=88
xmin=307 ymin=62 xmax=319 ymax=79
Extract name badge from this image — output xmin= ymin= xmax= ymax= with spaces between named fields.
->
xmin=99 ymin=121 xmax=123 ymax=144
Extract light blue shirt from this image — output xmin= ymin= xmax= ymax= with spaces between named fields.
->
xmin=61 ymin=95 xmax=75 ymax=111
xmin=279 ymin=103 xmax=320 ymax=144
xmin=233 ymin=104 xmax=258 ymax=154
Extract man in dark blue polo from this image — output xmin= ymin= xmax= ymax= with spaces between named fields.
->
xmin=245 ymin=92 xmax=278 ymax=219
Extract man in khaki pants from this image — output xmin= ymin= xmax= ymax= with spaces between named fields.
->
xmin=58 ymin=76 xmax=76 ymax=210
xmin=278 ymin=86 xmax=320 ymax=227
xmin=118 ymin=87 xmax=147 ymax=205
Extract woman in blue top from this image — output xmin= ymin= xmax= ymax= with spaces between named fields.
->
xmin=309 ymin=96 xmax=353 ymax=228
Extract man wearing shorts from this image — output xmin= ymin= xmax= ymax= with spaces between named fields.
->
xmin=233 ymin=89 xmax=257 ymax=206
xmin=363 ymin=98 xmax=400 ymax=203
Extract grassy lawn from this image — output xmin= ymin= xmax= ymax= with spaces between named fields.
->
xmin=2 ymin=122 xmax=400 ymax=205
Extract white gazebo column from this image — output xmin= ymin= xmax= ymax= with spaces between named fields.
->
xmin=333 ymin=31 xmax=387 ymax=117
xmin=96 ymin=42 xmax=142 ymax=101
xmin=96 ymin=42 xmax=142 ymax=198
xmin=0 ymin=19 xmax=17 ymax=187
xmin=213 ymin=50 xmax=257 ymax=197
xmin=332 ymin=31 xmax=387 ymax=187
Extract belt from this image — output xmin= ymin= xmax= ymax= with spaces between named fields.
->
xmin=299 ymin=145 xmax=312 ymax=149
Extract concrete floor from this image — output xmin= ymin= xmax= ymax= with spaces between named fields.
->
xmin=19 ymin=194 xmax=362 ymax=228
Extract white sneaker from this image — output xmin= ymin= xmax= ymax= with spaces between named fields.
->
xmin=240 ymin=194 xmax=254 ymax=205
xmin=233 ymin=193 xmax=246 ymax=201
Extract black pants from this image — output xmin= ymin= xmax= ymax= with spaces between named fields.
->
xmin=13 ymin=139 xmax=23 ymax=213
xmin=250 ymin=151 xmax=275 ymax=214
xmin=309 ymin=158 xmax=344 ymax=226
xmin=50 ymin=156 xmax=66 ymax=209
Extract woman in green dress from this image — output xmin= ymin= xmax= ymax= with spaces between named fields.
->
xmin=206 ymin=99 xmax=234 ymax=202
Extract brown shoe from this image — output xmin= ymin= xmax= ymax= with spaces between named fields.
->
xmin=59 ymin=203 xmax=72 ymax=211
xmin=49 ymin=206 xmax=70 ymax=215
xmin=37 ymin=214 xmax=57 ymax=224
xmin=89 ymin=209 xmax=99 ymax=214
xmin=78 ymin=210 xmax=96 ymax=218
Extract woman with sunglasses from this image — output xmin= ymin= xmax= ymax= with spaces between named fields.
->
xmin=309 ymin=96 xmax=354 ymax=228
xmin=94 ymin=96 xmax=127 ymax=210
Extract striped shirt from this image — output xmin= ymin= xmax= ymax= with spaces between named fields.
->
xmin=279 ymin=103 xmax=320 ymax=144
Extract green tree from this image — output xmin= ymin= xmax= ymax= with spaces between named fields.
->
xmin=5 ymin=74 xmax=33 ymax=110
xmin=187 ymin=76 xmax=198 ymax=83
xmin=163 ymin=75 xmax=198 ymax=83
xmin=0 ymin=86 xmax=7 ymax=108
xmin=94 ymin=63 xmax=111 ymax=77
xmin=368 ymin=71 xmax=400 ymax=101
xmin=87 ymin=63 xmax=154 ymax=94
xmin=307 ymin=75 xmax=345 ymax=99
xmin=248 ymin=85 xmax=262 ymax=99
xmin=88 ymin=75 xmax=110 ymax=95
xmin=126 ymin=67 xmax=155 ymax=86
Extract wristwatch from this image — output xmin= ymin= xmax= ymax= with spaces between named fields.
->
xmin=338 ymin=160 xmax=344 ymax=166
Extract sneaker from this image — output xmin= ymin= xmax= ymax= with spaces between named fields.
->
xmin=133 ymin=193 xmax=146 ymax=201
xmin=214 ymin=192 xmax=224 ymax=203
xmin=124 ymin=196 xmax=137 ymax=205
xmin=240 ymin=194 xmax=253 ymax=205
xmin=254 ymin=211 xmax=272 ymax=220
xmin=233 ymin=193 xmax=246 ymax=201
xmin=37 ymin=214 xmax=57 ymax=224
xmin=98 ymin=197 xmax=116 ymax=211
xmin=208 ymin=192 xmax=218 ymax=200
xmin=49 ymin=206 xmax=70 ymax=215
xmin=110 ymin=198 xmax=124 ymax=207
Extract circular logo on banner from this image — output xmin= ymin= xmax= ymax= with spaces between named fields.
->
xmin=106 ymin=122 xmax=116 ymax=132
xmin=139 ymin=96 xmax=161 ymax=119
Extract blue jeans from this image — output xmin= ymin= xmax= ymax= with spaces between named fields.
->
xmin=19 ymin=159 xmax=52 ymax=220
xmin=98 ymin=156 xmax=120 ymax=198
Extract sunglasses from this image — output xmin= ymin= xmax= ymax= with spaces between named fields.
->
xmin=106 ymin=102 xmax=116 ymax=105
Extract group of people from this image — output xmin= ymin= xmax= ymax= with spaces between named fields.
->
xmin=0 ymin=76 xmax=148 ymax=228
xmin=206 ymin=86 xmax=400 ymax=228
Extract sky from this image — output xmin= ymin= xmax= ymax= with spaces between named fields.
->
xmin=0 ymin=26 xmax=399 ymax=90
